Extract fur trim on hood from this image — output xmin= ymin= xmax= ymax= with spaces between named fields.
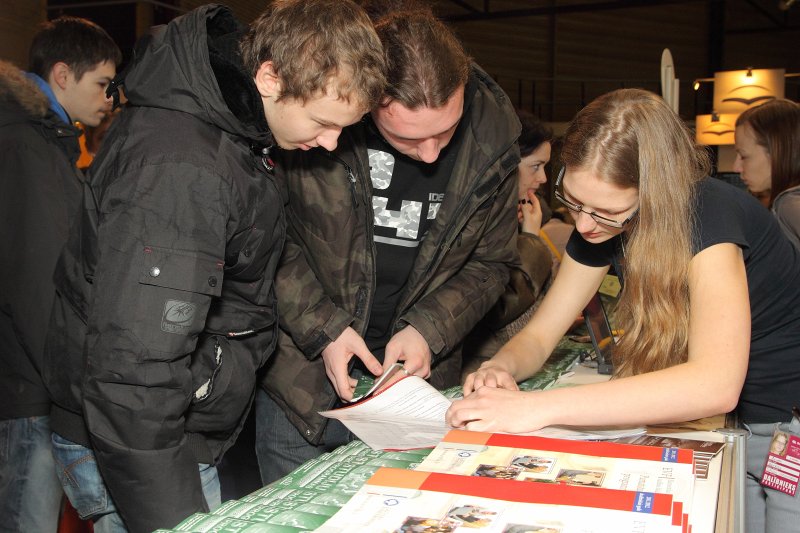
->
xmin=0 ymin=60 xmax=49 ymax=118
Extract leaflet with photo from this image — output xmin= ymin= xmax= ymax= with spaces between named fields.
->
xmin=415 ymin=430 xmax=695 ymax=530
xmin=316 ymin=467 xmax=684 ymax=533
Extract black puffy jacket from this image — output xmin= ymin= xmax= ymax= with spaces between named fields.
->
xmin=43 ymin=6 xmax=285 ymax=532
xmin=0 ymin=61 xmax=83 ymax=421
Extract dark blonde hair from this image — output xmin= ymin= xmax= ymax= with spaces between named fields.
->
xmin=562 ymin=89 xmax=710 ymax=376
xmin=240 ymin=0 xmax=386 ymax=110
xmin=736 ymin=99 xmax=800 ymax=206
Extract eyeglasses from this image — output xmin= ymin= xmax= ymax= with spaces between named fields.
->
xmin=554 ymin=167 xmax=639 ymax=229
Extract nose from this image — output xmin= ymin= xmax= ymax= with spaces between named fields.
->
xmin=416 ymin=139 xmax=440 ymax=163
xmin=573 ymin=210 xmax=598 ymax=233
xmin=316 ymin=129 xmax=341 ymax=152
xmin=732 ymin=154 xmax=743 ymax=173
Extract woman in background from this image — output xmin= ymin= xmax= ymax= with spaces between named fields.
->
xmin=448 ymin=88 xmax=800 ymax=533
xmin=734 ymin=98 xmax=800 ymax=248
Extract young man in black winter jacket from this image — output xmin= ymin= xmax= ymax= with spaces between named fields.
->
xmin=41 ymin=2 xmax=386 ymax=532
xmin=0 ymin=16 xmax=120 ymax=533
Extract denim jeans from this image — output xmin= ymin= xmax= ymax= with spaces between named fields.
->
xmin=51 ymin=432 xmax=221 ymax=532
xmin=744 ymin=417 xmax=800 ymax=533
xmin=0 ymin=416 xmax=63 ymax=533
xmin=254 ymin=388 xmax=354 ymax=485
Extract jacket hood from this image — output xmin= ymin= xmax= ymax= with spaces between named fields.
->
xmin=0 ymin=60 xmax=49 ymax=124
xmin=123 ymin=4 xmax=271 ymax=145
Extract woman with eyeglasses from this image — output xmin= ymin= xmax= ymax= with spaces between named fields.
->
xmin=447 ymin=88 xmax=800 ymax=533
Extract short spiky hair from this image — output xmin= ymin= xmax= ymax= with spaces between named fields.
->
xmin=240 ymin=0 xmax=386 ymax=111
xmin=29 ymin=16 xmax=121 ymax=81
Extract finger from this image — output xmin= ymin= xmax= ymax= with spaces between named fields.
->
xmin=462 ymin=373 xmax=476 ymax=396
xmin=354 ymin=346 xmax=383 ymax=377
xmin=470 ymin=373 xmax=486 ymax=391
xmin=501 ymin=376 xmax=521 ymax=391
xmin=399 ymin=353 xmax=426 ymax=377
xmin=445 ymin=402 xmax=468 ymax=427
xmin=331 ymin=359 xmax=355 ymax=401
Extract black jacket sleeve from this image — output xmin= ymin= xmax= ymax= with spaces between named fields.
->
xmin=81 ymin=162 xmax=229 ymax=533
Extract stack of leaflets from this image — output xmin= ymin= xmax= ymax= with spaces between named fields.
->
xmin=612 ymin=434 xmax=725 ymax=480
xmin=317 ymin=467 xmax=685 ymax=532
xmin=411 ymin=430 xmax=697 ymax=530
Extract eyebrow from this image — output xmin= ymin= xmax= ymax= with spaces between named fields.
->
xmin=386 ymin=116 xmax=461 ymax=142
xmin=562 ymin=182 xmax=630 ymax=214
xmin=314 ymin=117 xmax=348 ymax=129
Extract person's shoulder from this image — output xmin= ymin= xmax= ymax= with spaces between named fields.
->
xmin=0 ymin=62 xmax=48 ymax=123
xmin=774 ymin=184 xmax=800 ymax=208
xmin=466 ymin=64 xmax=521 ymax=144
xmin=696 ymin=177 xmax=763 ymax=215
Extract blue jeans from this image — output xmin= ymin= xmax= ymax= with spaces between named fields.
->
xmin=254 ymin=388 xmax=354 ymax=485
xmin=51 ymin=433 xmax=221 ymax=532
xmin=745 ymin=417 xmax=800 ymax=533
xmin=0 ymin=416 xmax=63 ymax=533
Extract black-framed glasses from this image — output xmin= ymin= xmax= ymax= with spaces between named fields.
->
xmin=554 ymin=167 xmax=639 ymax=229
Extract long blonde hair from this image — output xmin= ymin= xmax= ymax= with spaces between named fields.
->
xmin=561 ymin=89 xmax=710 ymax=376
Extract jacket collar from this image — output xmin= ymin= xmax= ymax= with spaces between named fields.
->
xmin=24 ymin=72 xmax=71 ymax=125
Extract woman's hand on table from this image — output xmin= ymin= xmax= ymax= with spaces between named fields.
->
xmin=446 ymin=387 xmax=545 ymax=433
xmin=462 ymin=360 xmax=519 ymax=396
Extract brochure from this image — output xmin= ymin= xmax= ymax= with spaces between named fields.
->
xmin=321 ymin=375 xmax=645 ymax=450
xmin=316 ymin=467 xmax=684 ymax=532
xmin=415 ymin=430 xmax=695 ymax=529
xmin=613 ymin=434 xmax=725 ymax=480
xmin=319 ymin=374 xmax=453 ymax=450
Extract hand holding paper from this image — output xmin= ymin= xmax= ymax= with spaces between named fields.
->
xmin=321 ymin=326 xmax=383 ymax=401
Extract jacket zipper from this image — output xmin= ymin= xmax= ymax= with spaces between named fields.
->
xmin=392 ymin=137 xmax=518 ymax=327
xmin=325 ymin=148 xmax=376 ymax=336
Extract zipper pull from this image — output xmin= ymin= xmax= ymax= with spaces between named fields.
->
xmin=261 ymin=146 xmax=274 ymax=172
xmin=346 ymin=167 xmax=359 ymax=208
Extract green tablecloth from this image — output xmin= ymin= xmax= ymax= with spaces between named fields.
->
xmin=161 ymin=340 xmax=590 ymax=532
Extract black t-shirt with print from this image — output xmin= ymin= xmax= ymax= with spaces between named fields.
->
xmin=363 ymin=119 xmax=461 ymax=358
xmin=566 ymin=178 xmax=800 ymax=423
xmin=362 ymin=85 xmax=481 ymax=359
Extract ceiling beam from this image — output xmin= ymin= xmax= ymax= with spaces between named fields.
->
xmin=441 ymin=0 xmax=710 ymax=22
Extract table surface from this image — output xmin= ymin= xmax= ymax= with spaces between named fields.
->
xmin=161 ymin=338 xmax=733 ymax=533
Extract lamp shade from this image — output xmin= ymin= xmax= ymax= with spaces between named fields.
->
xmin=713 ymin=68 xmax=785 ymax=113
xmin=696 ymin=113 xmax=738 ymax=145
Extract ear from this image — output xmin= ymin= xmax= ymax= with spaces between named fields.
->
xmin=50 ymin=61 xmax=71 ymax=90
xmin=253 ymin=61 xmax=281 ymax=99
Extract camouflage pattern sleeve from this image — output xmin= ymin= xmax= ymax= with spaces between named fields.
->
xmin=400 ymin=165 xmax=520 ymax=361
xmin=275 ymin=232 xmax=354 ymax=359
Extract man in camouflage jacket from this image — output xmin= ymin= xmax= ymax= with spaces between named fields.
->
xmin=256 ymin=7 xmax=521 ymax=483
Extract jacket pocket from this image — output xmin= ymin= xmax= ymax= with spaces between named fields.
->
xmin=133 ymin=245 xmax=224 ymax=355
xmin=185 ymin=334 xmax=256 ymax=433
xmin=139 ymin=245 xmax=224 ymax=296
